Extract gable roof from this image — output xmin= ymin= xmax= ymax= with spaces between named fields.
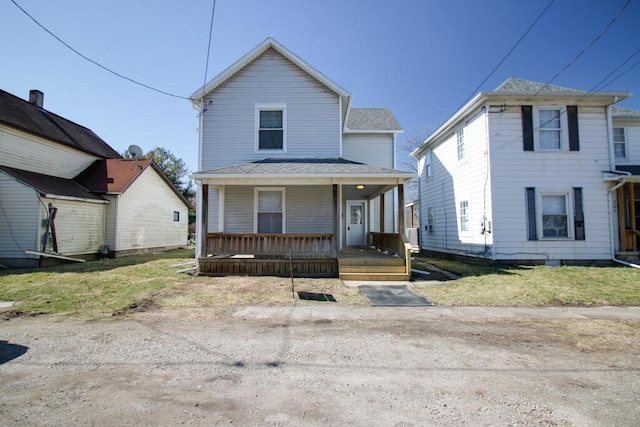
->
xmin=76 ymin=159 xmax=192 ymax=208
xmin=0 ymin=165 xmax=106 ymax=202
xmin=345 ymin=108 xmax=403 ymax=132
xmin=0 ymin=89 xmax=122 ymax=159
xmin=412 ymin=77 xmax=631 ymax=158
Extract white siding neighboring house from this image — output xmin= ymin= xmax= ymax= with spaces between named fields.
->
xmin=0 ymin=88 xmax=191 ymax=267
xmin=412 ymin=77 xmax=640 ymax=266
xmin=190 ymin=38 xmax=413 ymax=279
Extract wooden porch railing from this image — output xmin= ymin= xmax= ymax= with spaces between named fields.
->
xmin=206 ymin=233 xmax=334 ymax=258
xmin=370 ymin=232 xmax=413 ymax=274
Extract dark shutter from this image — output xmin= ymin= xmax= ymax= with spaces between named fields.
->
xmin=522 ymin=106 xmax=534 ymax=151
xmin=526 ymin=187 xmax=537 ymax=240
xmin=567 ymin=105 xmax=579 ymax=151
xmin=573 ymin=187 xmax=585 ymax=240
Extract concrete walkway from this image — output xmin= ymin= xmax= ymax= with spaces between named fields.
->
xmin=233 ymin=305 xmax=640 ymax=322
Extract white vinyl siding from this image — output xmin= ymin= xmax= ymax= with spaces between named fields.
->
xmin=103 ymin=195 xmax=118 ymax=249
xmin=0 ymin=172 xmax=41 ymax=265
xmin=418 ymin=108 xmax=492 ymax=256
xmin=113 ymin=168 xmax=188 ymax=251
xmin=201 ymin=49 xmax=341 ymax=169
xmin=0 ymin=124 xmax=100 ymax=179
xmin=342 ymin=134 xmax=394 ymax=168
xmin=41 ymin=197 xmax=105 ymax=256
xmin=489 ymin=105 xmax=612 ymax=260
xmin=207 ymin=186 xmax=220 ymax=233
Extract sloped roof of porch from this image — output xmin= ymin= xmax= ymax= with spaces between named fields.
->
xmin=0 ymin=165 xmax=107 ymax=203
xmin=191 ymin=158 xmax=413 ymax=180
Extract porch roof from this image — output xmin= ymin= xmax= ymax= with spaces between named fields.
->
xmin=191 ymin=158 xmax=414 ymax=183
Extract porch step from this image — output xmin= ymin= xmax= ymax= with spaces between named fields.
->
xmin=338 ymin=265 xmax=407 ymax=274
xmin=339 ymin=272 xmax=410 ymax=281
xmin=338 ymin=258 xmax=405 ymax=267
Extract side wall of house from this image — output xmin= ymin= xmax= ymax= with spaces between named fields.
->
xmin=0 ymin=124 xmax=99 ymax=179
xmin=201 ymin=48 xmax=341 ymax=170
xmin=489 ymin=105 xmax=612 ymax=261
xmin=0 ymin=172 xmax=41 ymax=267
xmin=222 ymin=185 xmax=333 ymax=234
xmin=115 ymin=168 xmax=188 ymax=251
xmin=418 ymin=108 xmax=493 ymax=257
xmin=41 ymin=197 xmax=105 ymax=256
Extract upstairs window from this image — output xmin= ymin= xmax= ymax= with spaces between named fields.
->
xmin=614 ymin=127 xmax=627 ymax=159
xmin=456 ymin=128 xmax=465 ymax=161
xmin=538 ymin=109 xmax=562 ymax=150
xmin=425 ymin=149 xmax=432 ymax=177
xmin=256 ymin=104 xmax=286 ymax=151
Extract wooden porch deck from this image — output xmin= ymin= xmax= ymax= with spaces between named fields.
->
xmin=338 ymin=246 xmax=411 ymax=281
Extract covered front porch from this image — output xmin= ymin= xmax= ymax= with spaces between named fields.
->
xmin=191 ymin=158 xmax=414 ymax=280
xmin=613 ymin=175 xmax=640 ymax=262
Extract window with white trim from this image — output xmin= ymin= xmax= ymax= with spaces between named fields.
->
xmin=459 ymin=200 xmax=469 ymax=232
xmin=256 ymin=104 xmax=286 ymax=151
xmin=456 ymin=128 xmax=465 ymax=161
xmin=538 ymin=108 xmax=562 ymax=150
xmin=255 ymin=188 xmax=285 ymax=233
xmin=613 ymin=127 xmax=627 ymax=159
xmin=426 ymin=206 xmax=434 ymax=232
xmin=541 ymin=194 xmax=568 ymax=238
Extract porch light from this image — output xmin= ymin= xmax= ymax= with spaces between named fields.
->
xmin=356 ymin=184 xmax=365 ymax=190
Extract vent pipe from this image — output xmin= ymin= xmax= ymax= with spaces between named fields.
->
xmin=29 ymin=90 xmax=44 ymax=108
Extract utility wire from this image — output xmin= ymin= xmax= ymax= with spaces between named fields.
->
xmin=10 ymin=0 xmax=190 ymax=100
xmin=200 ymin=0 xmax=218 ymax=102
xmin=579 ymin=47 xmax=640 ymax=100
xmin=455 ymin=0 xmax=556 ymax=111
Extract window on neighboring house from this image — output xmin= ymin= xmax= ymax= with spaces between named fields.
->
xmin=459 ymin=200 xmax=469 ymax=232
xmin=614 ymin=127 xmax=627 ymax=159
xmin=257 ymin=105 xmax=286 ymax=150
xmin=538 ymin=109 xmax=562 ymax=150
xmin=456 ymin=128 xmax=465 ymax=161
xmin=541 ymin=194 xmax=568 ymax=238
xmin=173 ymin=211 xmax=180 ymax=222
xmin=427 ymin=207 xmax=434 ymax=232
xmin=255 ymin=188 xmax=285 ymax=233
xmin=425 ymin=149 xmax=432 ymax=177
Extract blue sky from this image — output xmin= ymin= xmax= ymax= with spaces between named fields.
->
xmin=2 ymin=0 xmax=639 ymax=176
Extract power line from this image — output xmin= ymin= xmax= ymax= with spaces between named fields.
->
xmin=579 ymin=47 xmax=640 ymax=98
xmin=10 ymin=0 xmax=190 ymax=100
xmin=200 ymin=0 xmax=218 ymax=102
xmin=455 ymin=0 xmax=556 ymax=111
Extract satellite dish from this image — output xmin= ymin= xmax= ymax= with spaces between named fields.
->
xmin=128 ymin=144 xmax=143 ymax=158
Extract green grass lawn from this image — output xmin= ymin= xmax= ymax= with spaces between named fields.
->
xmin=1 ymin=250 xmax=639 ymax=317
xmin=412 ymin=255 xmax=640 ymax=307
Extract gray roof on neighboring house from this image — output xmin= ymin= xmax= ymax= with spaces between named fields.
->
xmin=612 ymin=105 xmax=640 ymax=118
xmin=193 ymin=158 xmax=412 ymax=177
xmin=616 ymin=165 xmax=640 ymax=175
xmin=0 ymin=165 xmax=106 ymax=201
xmin=0 ymin=89 xmax=121 ymax=159
xmin=346 ymin=108 xmax=402 ymax=131
xmin=494 ymin=77 xmax=587 ymax=94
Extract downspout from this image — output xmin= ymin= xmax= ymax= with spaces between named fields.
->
xmin=393 ymin=131 xmax=398 ymax=232
xmin=194 ymin=99 xmax=206 ymax=269
xmin=605 ymin=105 xmax=640 ymax=268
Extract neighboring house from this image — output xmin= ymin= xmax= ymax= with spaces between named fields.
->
xmin=412 ymin=77 xmax=640 ymax=266
xmin=0 ymin=88 xmax=190 ymax=267
xmin=189 ymin=37 xmax=413 ymax=279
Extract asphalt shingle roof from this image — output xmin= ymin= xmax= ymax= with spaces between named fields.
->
xmin=0 ymin=165 xmax=106 ymax=201
xmin=0 ymin=89 xmax=121 ymax=159
xmin=611 ymin=105 xmax=640 ymax=118
xmin=494 ymin=77 xmax=586 ymax=94
xmin=195 ymin=158 xmax=412 ymax=176
xmin=346 ymin=108 xmax=402 ymax=131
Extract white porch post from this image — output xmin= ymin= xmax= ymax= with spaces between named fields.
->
xmin=200 ymin=184 xmax=209 ymax=258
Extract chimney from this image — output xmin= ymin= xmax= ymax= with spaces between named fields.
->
xmin=29 ymin=90 xmax=44 ymax=108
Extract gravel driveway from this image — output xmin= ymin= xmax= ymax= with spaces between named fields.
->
xmin=1 ymin=305 xmax=639 ymax=426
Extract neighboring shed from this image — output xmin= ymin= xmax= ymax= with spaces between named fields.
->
xmin=76 ymin=159 xmax=191 ymax=256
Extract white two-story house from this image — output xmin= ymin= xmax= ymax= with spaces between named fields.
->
xmin=190 ymin=38 xmax=413 ymax=279
xmin=412 ymin=77 xmax=640 ymax=266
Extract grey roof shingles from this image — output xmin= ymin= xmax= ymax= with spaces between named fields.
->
xmin=346 ymin=108 xmax=402 ymax=131
xmin=194 ymin=158 xmax=412 ymax=176
xmin=612 ymin=105 xmax=640 ymax=118
xmin=0 ymin=89 xmax=121 ymax=159
xmin=494 ymin=77 xmax=587 ymax=94
xmin=0 ymin=165 xmax=106 ymax=201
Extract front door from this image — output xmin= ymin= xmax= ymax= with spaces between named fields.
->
xmin=346 ymin=200 xmax=366 ymax=246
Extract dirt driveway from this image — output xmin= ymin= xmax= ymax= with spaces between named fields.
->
xmin=1 ymin=305 xmax=639 ymax=426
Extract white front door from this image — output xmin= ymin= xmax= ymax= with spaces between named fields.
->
xmin=346 ymin=200 xmax=366 ymax=246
